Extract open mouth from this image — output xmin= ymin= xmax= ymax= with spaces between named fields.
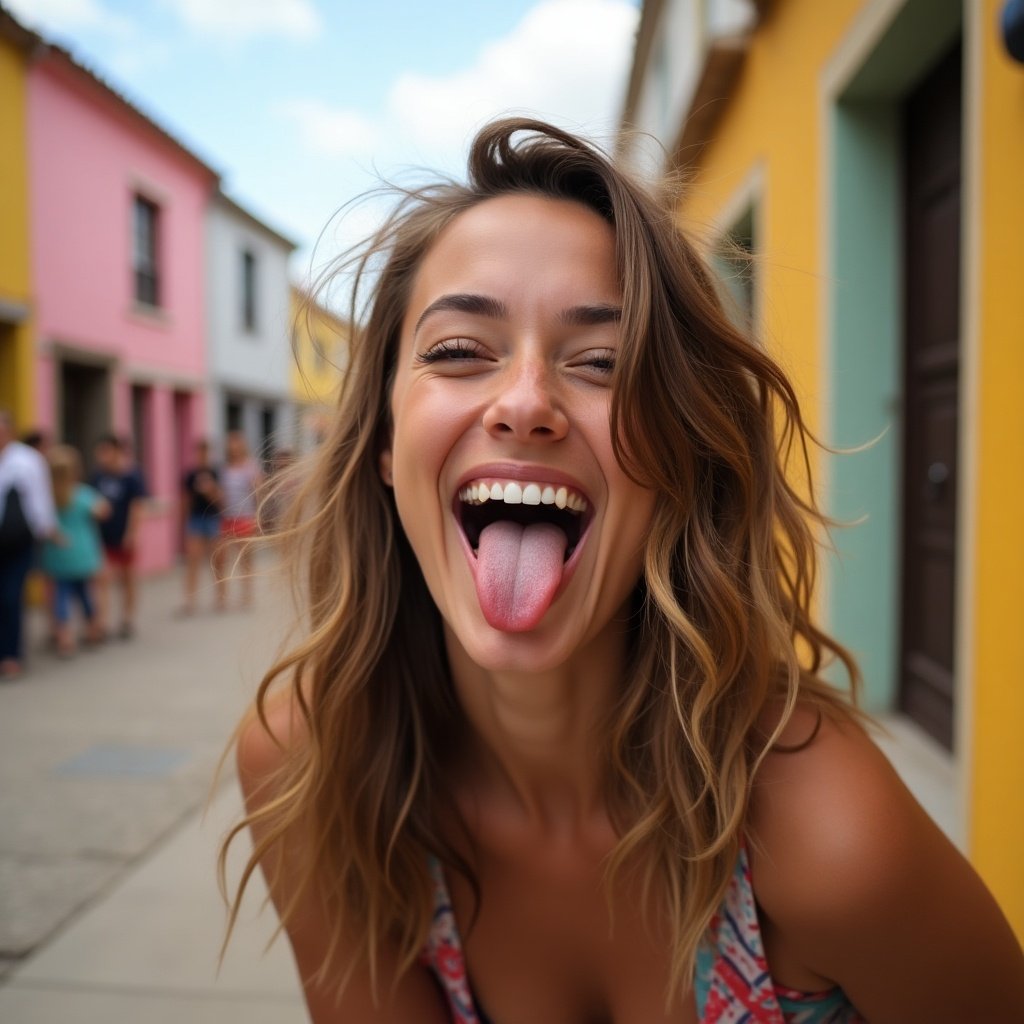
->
xmin=456 ymin=479 xmax=591 ymax=561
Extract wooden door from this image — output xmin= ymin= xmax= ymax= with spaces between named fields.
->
xmin=899 ymin=43 xmax=962 ymax=750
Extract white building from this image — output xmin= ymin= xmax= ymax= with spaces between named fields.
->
xmin=617 ymin=0 xmax=762 ymax=179
xmin=205 ymin=191 xmax=297 ymax=463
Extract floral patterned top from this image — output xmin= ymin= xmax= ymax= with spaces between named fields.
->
xmin=420 ymin=847 xmax=864 ymax=1023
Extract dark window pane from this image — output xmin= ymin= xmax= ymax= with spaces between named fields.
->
xmin=132 ymin=195 xmax=160 ymax=308
xmin=242 ymin=250 xmax=257 ymax=331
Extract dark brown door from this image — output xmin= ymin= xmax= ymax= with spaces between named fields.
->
xmin=899 ymin=43 xmax=962 ymax=750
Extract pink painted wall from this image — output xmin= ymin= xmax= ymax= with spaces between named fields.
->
xmin=28 ymin=54 xmax=215 ymax=572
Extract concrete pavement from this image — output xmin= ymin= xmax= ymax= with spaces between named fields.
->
xmin=0 ymin=560 xmax=306 ymax=1021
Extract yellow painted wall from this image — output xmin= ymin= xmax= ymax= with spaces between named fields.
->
xmin=678 ymin=0 xmax=862 ymax=440
xmin=289 ymin=288 xmax=348 ymax=443
xmin=967 ymin=0 xmax=1024 ymax=936
xmin=676 ymin=0 xmax=1023 ymax=935
xmin=0 ymin=34 xmax=34 ymax=426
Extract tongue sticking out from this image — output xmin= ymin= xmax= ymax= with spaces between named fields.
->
xmin=475 ymin=520 xmax=568 ymax=632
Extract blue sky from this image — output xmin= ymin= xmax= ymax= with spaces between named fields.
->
xmin=7 ymin=0 xmax=640 ymax=280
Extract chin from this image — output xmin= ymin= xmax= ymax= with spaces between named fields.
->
xmin=441 ymin=594 xmax=608 ymax=677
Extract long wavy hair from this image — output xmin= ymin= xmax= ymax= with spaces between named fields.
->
xmin=220 ymin=118 xmax=860 ymax=1006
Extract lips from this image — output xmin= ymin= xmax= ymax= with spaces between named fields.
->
xmin=456 ymin=477 xmax=591 ymax=558
xmin=451 ymin=467 xmax=595 ymax=632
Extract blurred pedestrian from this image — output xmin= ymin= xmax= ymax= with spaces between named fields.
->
xmin=20 ymin=429 xmax=50 ymax=454
xmin=41 ymin=445 xmax=108 ymax=658
xmin=90 ymin=433 xmax=147 ymax=639
xmin=218 ymin=431 xmax=262 ymax=609
xmin=178 ymin=438 xmax=223 ymax=616
xmin=17 ymin=427 xmax=56 ymax=643
xmin=0 ymin=410 xmax=57 ymax=680
xmin=259 ymin=445 xmax=295 ymax=533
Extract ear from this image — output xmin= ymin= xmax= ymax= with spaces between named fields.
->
xmin=378 ymin=448 xmax=393 ymax=487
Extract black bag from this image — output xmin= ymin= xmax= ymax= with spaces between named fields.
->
xmin=0 ymin=485 xmax=33 ymax=556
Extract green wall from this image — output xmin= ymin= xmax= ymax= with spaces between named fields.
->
xmin=826 ymin=101 xmax=901 ymax=709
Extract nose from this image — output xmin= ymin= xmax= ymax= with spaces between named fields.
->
xmin=481 ymin=354 xmax=569 ymax=443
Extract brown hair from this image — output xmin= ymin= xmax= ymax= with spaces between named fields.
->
xmin=220 ymin=118 xmax=860 ymax=1005
xmin=48 ymin=444 xmax=83 ymax=509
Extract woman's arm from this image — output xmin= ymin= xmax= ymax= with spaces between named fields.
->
xmin=749 ymin=710 xmax=1024 ymax=1023
xmin=90 ymin=491 xmax=111 ymax=521
xmin=236 ymin=692 xmax=451 ymax=1023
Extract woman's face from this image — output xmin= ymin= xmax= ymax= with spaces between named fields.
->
xmin=384 ymin=194 xmax=655 ymax=673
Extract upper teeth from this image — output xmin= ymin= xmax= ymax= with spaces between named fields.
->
xmin=458 ymin=480 xmax=589 ymax=513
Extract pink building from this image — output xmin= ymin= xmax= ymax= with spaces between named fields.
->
xmin=27 ymin=45 xmax=218 ymax=571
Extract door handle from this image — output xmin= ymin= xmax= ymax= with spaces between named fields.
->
xmin=926 ymin=461 xmax=949 ymax=500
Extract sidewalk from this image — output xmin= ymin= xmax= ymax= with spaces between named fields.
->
xmin=0 ymin=562 xmax=306 ymax=1022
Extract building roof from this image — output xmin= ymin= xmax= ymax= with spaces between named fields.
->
xmin=0 ymin=4 xmax=220 ymax=184
xmin=215 ymin=190 xmax=299 ymax=252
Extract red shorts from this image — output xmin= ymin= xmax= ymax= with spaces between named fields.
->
xmin=220 ymin=516 xmax=256 ymax=540
xmin=103 ymin=543 xmax=135 ymax=567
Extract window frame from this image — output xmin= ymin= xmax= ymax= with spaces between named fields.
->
xmin=241 ymin=248 xmax=258 ymax=332
xmin=132 ymin=194 xmax=161 ymax=309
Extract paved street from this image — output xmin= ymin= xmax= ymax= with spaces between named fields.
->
xmin=0 ymin=559 xmax=958 ymax=1024
xmin=0 ymin=561 xmax=306 ymax=1022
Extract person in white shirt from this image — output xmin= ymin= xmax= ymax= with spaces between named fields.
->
xmin=0 ymin=410 xmax=57 ymax=679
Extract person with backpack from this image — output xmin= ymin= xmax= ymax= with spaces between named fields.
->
xmin=0 ymin=410 xmax=57 ymax=680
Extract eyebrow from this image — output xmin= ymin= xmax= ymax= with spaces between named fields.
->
xmin=557 ymin=303 xmax=622 ymax=328
xmin=414 ymin=293 xmax=510 ymax=335
xmin=414 ymin=293 xmax=622 ymax=335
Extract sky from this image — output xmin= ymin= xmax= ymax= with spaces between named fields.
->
xmin=7 ymin=0 xmax=641 ymax=284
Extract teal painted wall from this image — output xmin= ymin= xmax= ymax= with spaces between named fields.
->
xmin=824 ymin=0 xmax=962 ymax=710
xmin=826 ymin=101 xmax=901 ymax=710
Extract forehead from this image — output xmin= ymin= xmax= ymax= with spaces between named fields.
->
xmin=403 ymin=194 xmax=619 ymax=326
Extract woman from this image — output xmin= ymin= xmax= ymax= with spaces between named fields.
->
xmin=179 ymin=437 xmax=224 ymax=616
xmin=218 ymin=430 xmax=262 ymax=610
xmin=223 ymin=120 xmax=1024 ymax=1021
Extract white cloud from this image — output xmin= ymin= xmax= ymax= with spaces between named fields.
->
xmin=276 ymin=0 xmax=640 ymax=268
xmin=279 ymin=0 xmax=639 ymax=173
xmin=163 ymin=0 xmax=321 ymax=40
xmin=273 ymin=99 xmax=381 ymax=158
xmin=390 ymin=0 xmax=639 ymax=159
xmin=4 ymin=0 xmax=134 ymax=39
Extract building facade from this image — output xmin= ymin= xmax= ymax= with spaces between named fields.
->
xmin=0 ymin=14 xmax=35 ymax=427
xmin=206 ymin=192 xmax=296 ymax=465
xmin=620 ymin=0 xmax=1024 ymax=938
xmin=26 ymin=42 xmax=218 ymax=571
xmin=289 ymin=286 xmax=348 ymax=453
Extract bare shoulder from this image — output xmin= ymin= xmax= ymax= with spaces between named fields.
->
xmin=235 ymin=686 xmax=308 ymax=810
xmin=748 ymin=705 xmax=919 ymax=910
xmin=232 ymin=686 xmax=449 ymax=1023
xmin=747 ymin=702 xmax=1024 ymax=1022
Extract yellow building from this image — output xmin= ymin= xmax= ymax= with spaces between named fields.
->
xmin=0 ymin=13 xmax=36 ymax=426
xmin=289 ymin=286 xmax=349 ymax=451
xmin=621 ymin=0 xmax=1024 ymax=938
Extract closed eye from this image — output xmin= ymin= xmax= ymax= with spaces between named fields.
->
xmin=571 ymin=348 xmax=616 ymax=377
xmin=416 ymin=338 xmax=487 ymax=364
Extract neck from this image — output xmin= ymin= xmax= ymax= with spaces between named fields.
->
xmin=445 ymin=617 xmax=631 ymax=830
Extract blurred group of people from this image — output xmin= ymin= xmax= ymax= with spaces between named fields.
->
xmin=0 ymin=409 xmax=285 ymax=682
xmin=178 ymin=430 xmax=272 ymax=616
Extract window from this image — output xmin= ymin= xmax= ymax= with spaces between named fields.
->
xmin=226 ymin=398 xmax=243 ymax=433
xmin=132 ymin=195 xmax=160 ymax=307
xmin=241 ymin=250 xmax=257 ymax=331
xmin=714 ymin=204 xmax=758 ymax=333
xmin=260 ymin=405 xmax=276 ymax=460
xmin=314 ymin=330 xmax=328 ymax=375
